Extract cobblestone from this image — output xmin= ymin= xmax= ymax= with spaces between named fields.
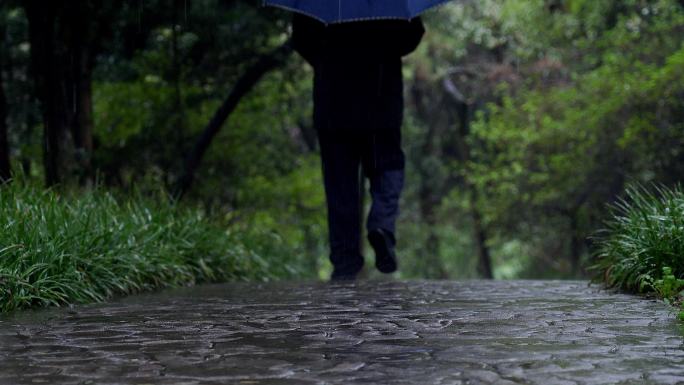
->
xmin=1 ymin=280 xmax=683 ymax=384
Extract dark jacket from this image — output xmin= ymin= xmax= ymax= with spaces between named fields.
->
xmin=292 ymin=15 xmax=424 ymax=133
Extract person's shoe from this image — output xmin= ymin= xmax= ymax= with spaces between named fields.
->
xmin=329 ymin=254 xmax=364 ymax=281
xmin=368 ymin=228 xmax=397 ymax=274
xmin=330 ymin=270 xmax=358 ymax=281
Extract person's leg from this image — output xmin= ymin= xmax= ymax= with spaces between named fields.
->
xmin=364 ymin=127 xmax=405 ymax=273
xmin=365 ymin=125 xmax=405 ymax=236
xmin=367 ymin=168 xmax=404 ymax=236
xmin=318 ymin=129 xmax=364 ymax=279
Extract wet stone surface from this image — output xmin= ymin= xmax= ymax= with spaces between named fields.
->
xmin=1 ymin=280 xmax=684 ymax=385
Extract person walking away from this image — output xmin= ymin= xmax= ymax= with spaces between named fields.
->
xmin=292 ymin=14 xmax=424 ymax=280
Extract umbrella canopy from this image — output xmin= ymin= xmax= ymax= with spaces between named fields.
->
xmin=263 ymin=0 xmax=451 ymax=24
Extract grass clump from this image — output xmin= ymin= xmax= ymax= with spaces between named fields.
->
xmin=590 ymin=184 xmax=684 ymax=319
xmin=0 ymin=183 xmax=301 ymax=313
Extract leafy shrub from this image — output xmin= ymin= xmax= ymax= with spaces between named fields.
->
xmin=590 ymin=184 xmax=684 ymax=294
xmin=650 ymin=267 xmax=684 ymax=302
xmin=0 ymin=183 xmax=304 ymax=312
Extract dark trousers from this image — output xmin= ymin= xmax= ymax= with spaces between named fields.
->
xmin=317 ymin=126 xmax=405 ymax=275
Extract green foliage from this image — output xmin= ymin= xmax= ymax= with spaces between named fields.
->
xmin=590 ymin=185 xmax=684 ymax=294
xmin=427 ymin=0 xmax=684 ymax=277
xmin=4 ymin=0 xmax=684 ymax=283
xmin=0 ymin=181 xmax=308 ymax=313
xmin=591 ymin=185 xmax=684 ymax=320
xmin=652 ymin=267 xmax=684 ymax=302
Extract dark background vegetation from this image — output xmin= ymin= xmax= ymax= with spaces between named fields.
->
xmin=1 ymin=0 xmax=683 ymax=280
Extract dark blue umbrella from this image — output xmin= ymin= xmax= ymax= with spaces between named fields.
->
xmin=263 ymin=0 xmax=451 ymax=24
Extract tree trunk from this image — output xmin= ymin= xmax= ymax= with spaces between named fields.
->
xmin=25 ymin=1 xmax=64 ymax=187
xmin=0 ymin=37 xmax=10 ymax=184
xmin=470 ymin=188 xmax=494 ymax=279
xmin=21 ymin=98 xmax=35 ymax=176
xmin=568 ymin=209 xmax=584 ymax=276
xmin=74 ymin=49 xmax=94 ymax=184
xmin=26 ymin=0 xmax=97 ymax=187
xmin=174 ymin=41 xmax=293 ymax=199
xmin=417 ymin=159 xmax=449 ymax=278
xmin=171 ymin=0 xmax=185 ymax=173
xmin=443 ymin=82 xmax=494 ymax=279
xmin=420 ymin=198 xmax=449 ymax=279
xmin=70 ymin=3 xmax=95 ymax=185
xmin=411 ymin=77 xmax=449 ymax=278
xmin=10 ymin=32 xmax=34 ymax=177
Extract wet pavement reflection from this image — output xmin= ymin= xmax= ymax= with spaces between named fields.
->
xmin=1 ymin=280 xmax=683 ymax=384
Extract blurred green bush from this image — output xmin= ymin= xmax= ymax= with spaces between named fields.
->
xmin=0 ymin=181 xmax=310 ymax=313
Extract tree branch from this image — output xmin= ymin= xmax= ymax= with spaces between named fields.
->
xmin=174 ymin=40 xmax=293 ymax=199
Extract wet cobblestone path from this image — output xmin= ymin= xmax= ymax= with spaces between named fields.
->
xmin=1 ymin=280 xmax=684 ymax=385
